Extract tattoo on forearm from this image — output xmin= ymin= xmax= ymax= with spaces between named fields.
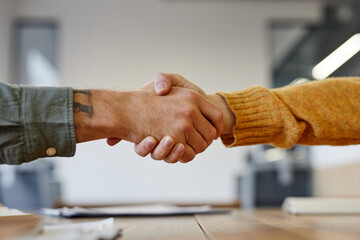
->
xmin=73 ymin=102 xmax=94 ymax=116
xmin=74 ymin=90 xmax=91 ymax=95
xmin=73 ymin=89 xmax=94 ymax=117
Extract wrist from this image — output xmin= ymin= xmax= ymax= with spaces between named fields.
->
xmin=208 ymin=94 xmax=235 ymax=135
xmin=73 ymin=89 xmax=131 ymax=143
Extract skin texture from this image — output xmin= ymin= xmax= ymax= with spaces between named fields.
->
xmin=107 ymin=73 xmax=236 ymax=164
xmin=73 ymin=80 xmax=224 ymax=163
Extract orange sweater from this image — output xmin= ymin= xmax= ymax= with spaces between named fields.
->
xmin=219 ymin=77 xmax=360 ymax=148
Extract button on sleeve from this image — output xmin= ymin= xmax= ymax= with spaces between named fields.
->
xmin=46 ymin=147 xmax=57 ymax=156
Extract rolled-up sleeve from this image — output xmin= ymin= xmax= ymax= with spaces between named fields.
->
xmin=0 ymin=82 xmax=76 ymax=165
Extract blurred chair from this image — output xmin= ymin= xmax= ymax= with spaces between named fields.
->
xmin=239 ymin=145 xmax=312 ymax=209
xmin=0 ymin=160 xmax=61 ymax=210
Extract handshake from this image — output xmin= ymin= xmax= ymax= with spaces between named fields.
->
xmin=73 ymin=73 xmax=236 ymax=164
xmin=1 ymin=73 xmax=353 ymax=165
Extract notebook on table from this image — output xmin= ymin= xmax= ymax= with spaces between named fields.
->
xmin=282 ymin=197 xmax=360 ymax=215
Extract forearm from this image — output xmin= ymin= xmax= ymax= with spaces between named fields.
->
xmin=73 ymin=89 xmax=133 ymax=143
xmin=217 ymin=77 xmax=360 ymax=148
xmin=73 ymin=89 xmax=103 ymax=143
xmin=272 ymin=77 xmax=360 ymax=146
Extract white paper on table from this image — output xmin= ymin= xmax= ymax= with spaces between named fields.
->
xmin=41 ymin=204 xmax=230 ymax=218
xmin=0 ymin=206 xmax=32 ymax=217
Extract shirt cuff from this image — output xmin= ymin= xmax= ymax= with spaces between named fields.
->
xmin=22 ymin=86 xmax=76 ymax=163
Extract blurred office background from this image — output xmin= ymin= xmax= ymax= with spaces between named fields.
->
xmin=0 ymin=0 xmax=359 ymax=209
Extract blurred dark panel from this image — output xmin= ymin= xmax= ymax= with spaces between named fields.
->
xmin=270 ymin=3 xmax=360 ymax=87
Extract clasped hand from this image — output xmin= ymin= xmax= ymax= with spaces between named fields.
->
xmin=107 ymin=73 xmax=233 ymax=163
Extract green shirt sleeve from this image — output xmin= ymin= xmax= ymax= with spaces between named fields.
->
xmin=0 ymin=82 xmax=76 ymax=165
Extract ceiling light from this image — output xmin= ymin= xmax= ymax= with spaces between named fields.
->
xmin=311 ymin=33 xmax=360 ymax=80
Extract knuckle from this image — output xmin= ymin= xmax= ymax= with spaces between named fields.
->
xmin=179 ymin=122 xmax=192 ymax=133
xmin=183 ymin=106 xmax=197 ymax=118
xmin=183 ymin=89 xmax=197 ymax=101
xmin=187 ymin=90 xmax=198 ymax=99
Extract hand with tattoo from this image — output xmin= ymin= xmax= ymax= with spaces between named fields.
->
xmin=73 ymin=81 xmax=224 ymax=163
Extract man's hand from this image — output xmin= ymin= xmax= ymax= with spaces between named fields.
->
xmin=129 ymin=87 xmax=223 ymax=162
xmin=124 ymin=73 xmax=236 ymax=163
xmin=106 ymin=74 xmax=220 ymax=148
xmin=153 ymin=73 xmax=235 ymax=135
xmin=75 ymin=83 xmax=223 ymax=163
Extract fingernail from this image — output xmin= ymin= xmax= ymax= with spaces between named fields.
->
xmin=145 ymin=139 xmax=155 ymax=149
xmin=176 ymin=144 xmax=184 ymax=153
xmin=163 ymin=137 xmax=173 ymax=148
xmin=155 ymin=81 xmax=167 ymax=93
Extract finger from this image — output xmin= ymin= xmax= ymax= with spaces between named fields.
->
xmin=107 ymin=138 xmax=122 ymax=146
xmin=197 ymin=95 xmax=224 ymax=139
xmin=163 ymin=73 xmax=206 ymax=95
xmin=154 ymin=73 xmax=206 ymax=96
xmin=193 ymin=111 xmax=217 ymax=145
xmin=179 ymin=145 xmax=196 ymax=163
xmin=134 ymin=136 xmax=157 ymax=157
xmin=164 ymin=143 xmax=185 ymax=164
xmin=151 ymin=136 xmax=175 ymax=160
xmin=186 ymin=128 xmax=208 ymax=154
xmin=154 ymin=73 xmax=171 ymax=95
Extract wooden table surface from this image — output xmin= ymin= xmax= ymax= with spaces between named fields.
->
xmin=49 ymin=209 xmax=360 ymax=240
xmin=7 ymin=209 xmax=360 ymax=240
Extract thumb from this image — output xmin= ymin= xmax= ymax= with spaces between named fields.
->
xmin=154 ymin=73 xmax=172 ymax=95
xmin=154 ymin=73 xmax=206 ymax=96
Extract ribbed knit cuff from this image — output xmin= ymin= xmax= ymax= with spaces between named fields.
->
xmin=217 ymin=86 xmax=283 ymax=147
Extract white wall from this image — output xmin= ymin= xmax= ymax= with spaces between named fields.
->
xmin=13 ymin=0 xmax=322 ymax=205
xmin=311 ymin=145 xmax=360 ymax=170
xmin=0 ymin=0 xmax=15 ymax=84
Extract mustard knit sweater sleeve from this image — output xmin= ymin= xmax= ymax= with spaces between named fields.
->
xmin=218 ymin=77 xmax=360 ymax=149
